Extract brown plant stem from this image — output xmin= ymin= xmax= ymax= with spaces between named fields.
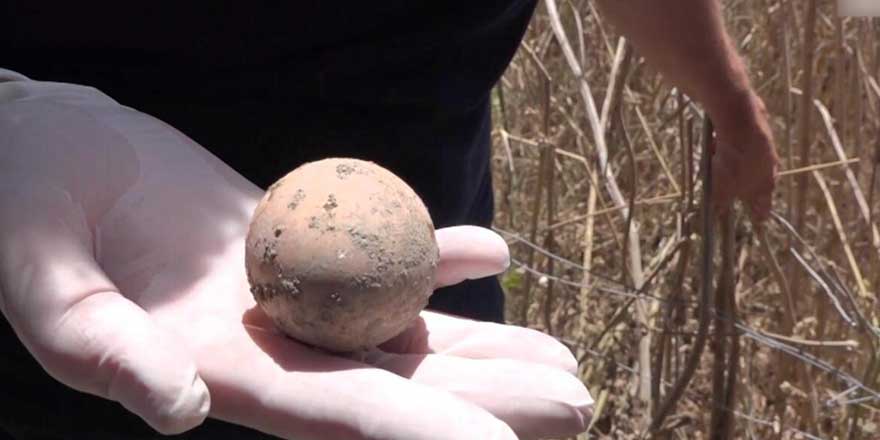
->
xmin=785 ymin=0 xmax=818 ymax=429
xmin=710 ymin=212 xmax=737 ymax=440
xmin=647 ymin=117 xmax=715 ymax=436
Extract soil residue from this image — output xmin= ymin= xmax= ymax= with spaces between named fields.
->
xmin=336 ymin=163 xmax=356 ymax=179
xmin=335 ymin=161 xmax=374 ymax=180
xmin=255 ymin=237 xmax=278 ymax=264
xmin=278 ymin=275 xmax=301 ymax=296
xmin=323 ymin=194 xmax=338 ymax=212
xmin=287 ymin=189 xmax=306 ymax=210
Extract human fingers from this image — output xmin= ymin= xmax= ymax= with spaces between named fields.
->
xmin=746 ymin=149 xmax=778 ymax=223
xmin=200 ymin=323 xmax=517 ymax=440
xmin=747 ymin=181 xmax=774 ymax=223
xmin=712 ymin=139 xmax=778 ymax=223
xmin=433 ymin=226 xmax=509 ymax=289
xmin=710 ymin=94 xmax=779 ymax=223
xmin=0 ymin=185 xmax=210 ymax=434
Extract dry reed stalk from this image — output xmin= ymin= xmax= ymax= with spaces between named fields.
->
xmin=835 ymin=17 xmax=847 ymax=153
xmin=601 ymin=38 xmax=630 ymax=132
xmin=583 ymin=388 xmax=609 ymax=440
xmin=544 ymin=192 xmax=679 ymax=231
xmin=780 ymin=0 xmax=795 ymax=224
xmin=650 ymin=237 xmax=689 ymax=412
xmin=650 ymin=98 xmax=694 ymax=424
xmin=585 ymin=0 xmax=616 ymax=57
xmin=685 ymin=118 xmax=696 ymax=211
xmin=647 ymin=117 xmax=715 ymax=436
xmin=791 ymin=0 xmax=818 ymax=252
xmin=710 ymin=213 xmax=731 ymax=439
xmin=819 ymin=32 xmax=850 ymax=396
xmin=864 ymin=45 xmax=880 ymax=291
xmin=785 ymin=0 xmax=818 ymax=430
xmin=811 ymin=171 xmax=869 ymax=305
xmin=757 ymin=330 xmax=859 ymax=349
xmin=857 ymin=51 xmax=880 ymax=288
xmin=495 ymin=86 xmax=518 ymax=229
xmin=758 ymin=229 xmax=798 ymax=336
xmin=518 ymin=42 xmax=553 ymax=326
xmin=851 ymin=27 xmax=864 ymax=187
xmin=567 ymin=0 xmax=586 ymax=70
xmin=620 ymin=106 xmax=654 ymax=414
xmin=852 ymin=45 xmax=871 ymax=231
xmin=678 ymin=94 xmax=690 ymax=207
xmin=634 ymin=107 xmax=681 ymax=196
xmin=558 ymin=144 xmax=627 ymax=255
xmin=777 ymin=158 xmax=861 ymax=176
xmin=493 ymin=2 xmax=880 ymax=436
xmin=813 ymin=99 xmax=880 ymax=269
xmin=810 ymin=169 xmax=874 ymax=436
xmin=542 ymin=143 xmax=557 ymax=335
xmin=544 ymin=0 xmax=652 ymax=410
xmin=521 ymin=146 xmax=546 ymax=325
xmin=710 ymin=211 xmax=738 ymax=440
xmin=605 ymin=41 xmax=636 ymax=286
xmin=542 ymin=0 xmax=631 ymax=216
xmin=578 ymin=184 xmax=598 ymax=338
xmin=657 ymin=96 xmax=695 ymax=426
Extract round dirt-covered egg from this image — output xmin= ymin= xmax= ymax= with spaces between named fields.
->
xmin=245 ymin=158 xmax=439 ymax=353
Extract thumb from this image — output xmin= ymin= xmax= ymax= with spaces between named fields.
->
xmin=0 ymin=185 xmax=210 ymax=434
xmin=434 ymin=226 xmax=510 ymax=289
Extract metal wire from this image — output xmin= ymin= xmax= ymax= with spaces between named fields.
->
xmin=496 ymin=212 xmax=880 ymax=409
xmin=570 ymin=342 xmax=829 ymax=439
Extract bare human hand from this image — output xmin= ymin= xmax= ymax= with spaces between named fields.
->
xmin=593 ymin=0 xmax=780 ymax=224
xmin=0 ymin=71 xmax=592 ymax=440
xmin=710 ymin=92 xmax=780 ymax=223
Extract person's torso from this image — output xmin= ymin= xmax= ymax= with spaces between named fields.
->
xmin=14 ymin=3 xmax=525 ymax=104
xmin=2 ymin=3 xmax=536 ymax=438
xmin=6 ymin=1 xmax=536 ymax=227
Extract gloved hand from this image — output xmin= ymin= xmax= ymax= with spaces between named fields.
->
xmin=0 ymin=70 xmax=592 ymax=440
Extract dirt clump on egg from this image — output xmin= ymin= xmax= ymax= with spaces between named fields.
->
xmin=245 ymin=158 xmax=439 ymax=353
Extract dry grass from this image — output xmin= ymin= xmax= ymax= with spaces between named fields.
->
xmin=491 ymin=1 xmax=880 ymax=438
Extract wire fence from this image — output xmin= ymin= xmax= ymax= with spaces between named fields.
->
xmin=493 ymin=209 xmax=880 ymax=437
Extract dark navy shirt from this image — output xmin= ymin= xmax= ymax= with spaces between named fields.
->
xmin=2 ymin=2 xmax=536 ymax=438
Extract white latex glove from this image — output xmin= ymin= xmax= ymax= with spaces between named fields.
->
xmin=0 ymin=70 xmax=592 ymax=440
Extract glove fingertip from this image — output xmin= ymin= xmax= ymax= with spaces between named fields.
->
xmin=141 ymin=370 xmax=211 ymax=435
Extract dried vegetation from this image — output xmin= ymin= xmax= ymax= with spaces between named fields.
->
xmin=491 ymin=1 xmax=880 ymax=438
